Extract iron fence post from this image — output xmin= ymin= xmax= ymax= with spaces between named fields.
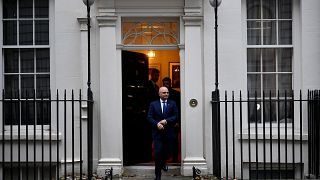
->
xmin=212 ymin=89 xmax=221 ymax=179
xmin=87 ymin=88 xmax=93 ymax=179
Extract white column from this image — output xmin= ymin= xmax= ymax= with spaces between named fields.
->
xmin=181 ymin=15 xmax=207 ymax=176
xmin=96 ymin=15 xmax=123 ymax=176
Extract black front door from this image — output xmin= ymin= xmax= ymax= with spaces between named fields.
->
xmin=122 ymin=51 xmax=153 ymax=165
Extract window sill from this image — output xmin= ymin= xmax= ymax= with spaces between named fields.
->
xmin=0 ymin=130 xmax=61 ymax=141
xmin=236 ymin=132 xmax=308 ymax=141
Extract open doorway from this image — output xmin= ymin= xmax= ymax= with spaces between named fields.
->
xmin=122 ymin=49 xmax=181 ymax=166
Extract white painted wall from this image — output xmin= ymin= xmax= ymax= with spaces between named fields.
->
xmin=301 ymin=0 xmax=320 ymax=91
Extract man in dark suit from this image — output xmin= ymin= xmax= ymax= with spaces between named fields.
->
xmin=162 ymin=77 xmax=181 ymax=163
xmin=147 ymin=87 xmax=179 ymax=180
xmin=147 ymin=68 xmax=160 ymax=103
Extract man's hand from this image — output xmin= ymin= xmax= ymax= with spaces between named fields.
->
xmin=157 ymin=122 xmax=164 ymax=130
xmin=159 ymin=119 xmax=167 ymax=125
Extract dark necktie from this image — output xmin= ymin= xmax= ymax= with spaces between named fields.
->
xmin=162 ymin=101 xmax=167 ymax=115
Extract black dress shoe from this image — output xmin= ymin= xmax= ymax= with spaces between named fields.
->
xmin=154 ymin=176 xmax=161 ymax=180
xmin=162 ymin=165 xmax=168 ymax=172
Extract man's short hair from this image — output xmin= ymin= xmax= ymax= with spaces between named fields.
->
xmin=162 ymin=77 xmax=171 ymax=82
xmin=151 ymin=68 xmax=160 ymax=74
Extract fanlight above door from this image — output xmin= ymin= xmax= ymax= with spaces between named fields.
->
xmin=122 ymin=21 xmax=179 ymax=45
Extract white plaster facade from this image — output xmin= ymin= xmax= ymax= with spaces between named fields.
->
xmin=1 ymin=0 xmax=320 ymax=178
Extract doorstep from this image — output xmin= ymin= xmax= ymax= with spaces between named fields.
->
xmin=122 ymin=165 xmax=181 ymax=178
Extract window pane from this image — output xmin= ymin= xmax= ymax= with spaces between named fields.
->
xmin=4 ymin=101 xmax=20 ymax=125
xmin=279 ymin=74 xmax=292 ymax=96
xmin=35 ymin=20 xmax=49 ymax=45
xmin=263 ymin=101 xmax=276 ymax=122
xmin=21 ymin=101 xmax=35 ymax=125
xmin=262 ymin=49 xmax=276 ymax=72
xmin=4 ymin=75 xmax=19 ymax=99
xmin=4 ymin=49 xmax=19 ymax=73
xmin=21 ymin=75 xmax=35 ymax=99
xmin=279 ymin=21 xmax=292 ymax=45
xmin=248 ymin=74 xmax=261 ymax=97
xmin=19 ymin=0 xmax=33 ymax=18
xmin=249 ymin=101 xmax=261 ymax=123
xmin=21 ymin=49 xmax=34 ymax=73
xmin=247 ymin=20 xmax=261 ymax=45
xmin=247 ymin=49 xmax=261 ymax=72
xmin=3 ymin=0 xmax=17 ymax=18
xmin=163 ymin=23 xmax=179 ymax=45
xmin=279 ymin=101 xmax=293 ymax=123
xmin=278 ymin=0 xmax=292 ymax=19
xmin=36 ymin=75 xmax=50 ymax=98
xmin=36 ymin=49 xmax=50 ymax=72
xmin=35 ymin=0 xmax=49 ymax=18
xmin=37 ymin=101 xmax=51 ymax=125
xmin=278 ymin=48 xmax=292 ymax=72
xmin=263 ymin=21 xmax=276 ymax=45
xmin=262 ymin=0 xmax=276 ymax=19
xmin=3 ymin=20 xmax=17 ymax=45
xmin=19 ymin=20 xmax=33 ymax=45
xmin=263 ymin=74 xmax=276 ymax=97
xmin=247 ymin=0 xmax=260 ymax=19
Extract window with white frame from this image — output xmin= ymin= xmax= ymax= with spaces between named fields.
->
xmin=246 ymin=0 xmax=293 ymax=123
xmin=2 ymin=0 xmax=50 ymax=126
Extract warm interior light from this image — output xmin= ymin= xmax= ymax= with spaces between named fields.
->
xmin=147 ymin=50 xmax=156 ymax=58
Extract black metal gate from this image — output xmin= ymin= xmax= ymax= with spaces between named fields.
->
xmin=212 ymin=90 xmax=318 ymax=179
xmin=308 ymin=90 xmax=320 ymax=178
xmin=0 ymin=90 xmax=94 ymax=180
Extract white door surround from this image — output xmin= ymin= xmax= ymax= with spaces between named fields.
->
xmin=86 ymin=0 xmax=207 ymax=177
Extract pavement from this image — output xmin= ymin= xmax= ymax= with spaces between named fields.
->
xmin=109 ymin=165 xmax=203 ymax=180
xmin=115 ymin=175 xmax=194 ymax=180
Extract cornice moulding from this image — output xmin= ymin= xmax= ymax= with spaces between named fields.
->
xmin=96 ymin=15 xmax=118 ymax=27
xmin=182 ymin=16 xmax=203 ymax=26
xmin=77 ymin=17 xmax=89 ymax=31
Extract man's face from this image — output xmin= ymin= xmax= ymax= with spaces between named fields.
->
xmin=159 ymin=87 xmax=169 ymax=100
xmin=151 ymin=72 xmax=159 ymax=82
xmin=162 ymin=80 xmax=171 ymax=88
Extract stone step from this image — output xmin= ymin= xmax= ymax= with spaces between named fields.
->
xmin=122 ymin=165 xmax=181 ymax=178
xmin=115 ymin=176 xmax=192 ymax=180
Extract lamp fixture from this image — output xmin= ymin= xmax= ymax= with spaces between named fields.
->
xmin=147 ymin=50 xmax=156 ymax=58
xmin=82 ymin=0 xmax=95 ymax=6
xmin=209 ymin=0 xmax=222 ymax=8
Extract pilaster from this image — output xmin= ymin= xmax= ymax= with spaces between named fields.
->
xmin=96 ymin=12 xmax=123 ymax=177
xmin=77 ymin=17 xmax=89 ymax=96
xmin=181 ymin=14 xmax=207 ymax=176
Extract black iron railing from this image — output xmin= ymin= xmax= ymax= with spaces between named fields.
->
xmin=212 ymin=90 xmax=318 ymax=179
xmin=308 ymin=90 xmax=320 ymax=178
xmin=0 ymin=90 xmax=93 ymax=180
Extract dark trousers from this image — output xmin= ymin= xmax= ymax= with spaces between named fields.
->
xmin=172 ymin=127 xmax=180 ymax=162
xmin=154 ymin=136 xmax=174 ymax=177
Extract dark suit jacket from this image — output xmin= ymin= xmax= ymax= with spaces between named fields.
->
xmin=147 ymin=99 xmax=178 ymax=140
xmin=147 ymin=80 xmax=159 ymax=103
